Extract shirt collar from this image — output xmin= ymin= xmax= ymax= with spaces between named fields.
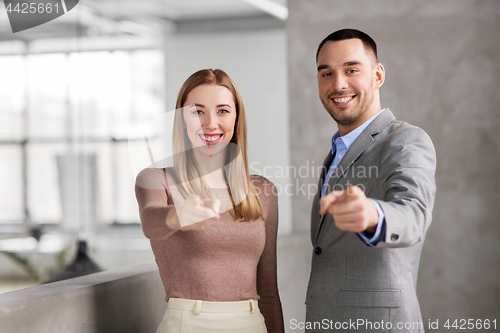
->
xmin=331 ymin=108 xmax=385 ymax=154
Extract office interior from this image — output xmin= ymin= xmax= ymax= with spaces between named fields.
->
xmin=0 ymin=1 xmax=499 ymax=332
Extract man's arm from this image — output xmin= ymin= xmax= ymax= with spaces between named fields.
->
xmin=373 ymin=126 xmax=436 ymax=247
xmin=319 ymin=126 xmax=436 ymax=248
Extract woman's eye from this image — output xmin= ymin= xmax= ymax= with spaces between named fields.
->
xmin=193 ymin=110 xmax=203 ymax=115
xmin=218 ymin=109 xmax=229 ymax=114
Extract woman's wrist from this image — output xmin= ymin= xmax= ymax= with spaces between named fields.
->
xmin=165 ymin=207 xmax=181 ymax=231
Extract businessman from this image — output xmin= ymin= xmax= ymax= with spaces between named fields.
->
xmin=306 ymin=29 xmax=436 ymax=332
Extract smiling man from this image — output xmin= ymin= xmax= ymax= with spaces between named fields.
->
xmin=305 ymin=29 xmax=437 ymax=332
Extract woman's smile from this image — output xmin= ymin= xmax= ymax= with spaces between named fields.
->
xmin=183 ymin=83 xmax=237 ymax=155
xmin=198 ymin=133 xmax=223 ymax=145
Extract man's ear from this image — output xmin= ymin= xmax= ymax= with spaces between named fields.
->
xmin=374 ymin=63 xmax=385 ymax=90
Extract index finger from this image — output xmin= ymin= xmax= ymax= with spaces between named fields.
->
xmin=319 ymin=190 xmax=346 ymax=215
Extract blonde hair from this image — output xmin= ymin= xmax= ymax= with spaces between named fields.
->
xmin=171 ymin=69 xmax=263 ymax=221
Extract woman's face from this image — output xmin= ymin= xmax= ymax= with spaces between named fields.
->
xmin=182 ymin=84 xmax=237 ymax=156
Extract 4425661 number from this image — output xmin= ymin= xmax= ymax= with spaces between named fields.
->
xmin=444 ymin=319 xmax=496 ymax=330
xmin=6 ymin=2 xmax=61 ymax=14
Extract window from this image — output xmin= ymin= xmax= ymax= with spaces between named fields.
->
xmin=0 ymin=49 xmax=164 ymax=226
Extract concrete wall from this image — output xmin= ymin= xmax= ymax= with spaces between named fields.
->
xmin=288 ymin=0 xmax=500 ymax=327
xmin=277 ymin=233 xmax=311 ymax=331
xmin=0 ymin=263 xmax=166 ymax=333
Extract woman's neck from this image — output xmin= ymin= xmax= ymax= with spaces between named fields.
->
xmin=203 ymin=169 xmax=227 ymax=189
xmin=193 ymin=149 xmax=227 ymax=188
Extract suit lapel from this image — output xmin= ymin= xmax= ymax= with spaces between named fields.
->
xmin=314 ymin=109 xmax=396 ymax=244
xmin=320 ymin=151 xmax=335 ymax=185
xmin=311 ymin=150 xmax=334 ymax=245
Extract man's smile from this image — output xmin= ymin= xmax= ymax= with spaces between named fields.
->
xmin=331 ymin=95 xmax=356 ymax=107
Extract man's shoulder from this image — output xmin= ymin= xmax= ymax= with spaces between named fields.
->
xmin=369 ymin=117 xmax=436 ymax=167
xmin=378 ymin=116 xmax=433 ymax=147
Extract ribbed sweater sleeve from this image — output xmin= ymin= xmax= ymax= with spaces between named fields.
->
xmin=135 ymin=167 xmax=178 ymax=240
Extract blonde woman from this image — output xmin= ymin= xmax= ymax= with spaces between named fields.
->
xmin=135 ymin=69 xmax=284 ymax=333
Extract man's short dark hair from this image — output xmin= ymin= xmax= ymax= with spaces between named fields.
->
xmin=316 ymin=28 xmax=378 ymax=63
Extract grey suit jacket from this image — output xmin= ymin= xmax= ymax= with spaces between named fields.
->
xmin=305 ymin=109 xmax=436 ymax=332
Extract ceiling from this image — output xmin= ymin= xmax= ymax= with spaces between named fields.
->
xmin=0 ymin=0 xmax=287 ymax=43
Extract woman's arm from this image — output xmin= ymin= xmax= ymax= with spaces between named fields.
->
xmin=135 ymin=168 xmax=180 ymax=240
xmin=135 ymin=168 xmax=220 ymax=239
xmin=255 ymin=177 xmax=285 ymax=333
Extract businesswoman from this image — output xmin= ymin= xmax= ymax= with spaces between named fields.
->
xmin=135 ymin=69 xmax=284 ymax=333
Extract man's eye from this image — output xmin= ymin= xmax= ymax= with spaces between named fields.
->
xmin=322 ymin=72 xmax=332 ymax=77
xmin=347 ymin=69 xmax=357 ymax=74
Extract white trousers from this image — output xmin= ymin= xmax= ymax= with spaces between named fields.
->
xmin=156 ymin=298 xmax=268 ymax=333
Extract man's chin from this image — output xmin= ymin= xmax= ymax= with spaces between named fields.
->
xmin=328 ymin=110 xmax=358 ymax=126
xmin=333 ymin=117 xmax=358 ymax=126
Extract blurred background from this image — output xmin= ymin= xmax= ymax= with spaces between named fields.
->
xmin=1 ymin=0 xmax=499 ymax=331
xmin=0 ymin=0 xmax=290 ymax=292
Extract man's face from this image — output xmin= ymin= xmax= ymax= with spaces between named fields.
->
xmin=317 ymin=39 xmax=384 ymax=133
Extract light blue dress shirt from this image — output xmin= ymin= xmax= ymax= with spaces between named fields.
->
xmin=321 ymin=109 xmax=386 ymax=246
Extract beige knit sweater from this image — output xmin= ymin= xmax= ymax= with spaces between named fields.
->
xmin=135 ymin=168 xmax=284 ymax=333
